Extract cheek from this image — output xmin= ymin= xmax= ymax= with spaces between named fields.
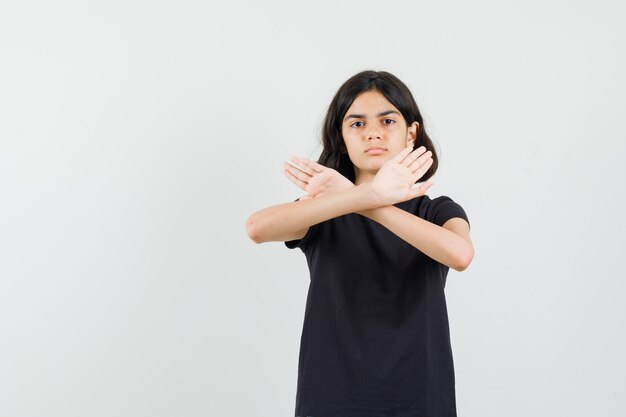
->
xmin=341 ymin=130 xmax=354 ymax=145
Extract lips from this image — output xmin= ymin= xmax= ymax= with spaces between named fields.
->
xmin=365 ymin=147 xmax=386 ymax=152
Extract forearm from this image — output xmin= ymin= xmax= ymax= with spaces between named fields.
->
xmin=248 ymin=183 xmax=381 ymax=243
xmin=358 ymin=205 xmax=468 ymax=270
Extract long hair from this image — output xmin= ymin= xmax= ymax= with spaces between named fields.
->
xmin=318 ymin=70 xmax=438 ymax=184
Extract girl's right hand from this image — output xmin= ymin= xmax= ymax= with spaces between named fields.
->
xmin=369 ymin=145 xmax=435 ymax=206
xmin=283 ymin=156 xmax=354 ymax=198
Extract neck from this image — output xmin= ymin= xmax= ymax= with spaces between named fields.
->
xmin=354 ymin=166 xmax=377 ymax=187
xmin=354 ymin=174 xmax=375 ymax=187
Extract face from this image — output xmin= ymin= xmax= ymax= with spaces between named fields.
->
xmin=341 ymin=90 xmax=419 ymax=185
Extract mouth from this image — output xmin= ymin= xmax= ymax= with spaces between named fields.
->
xmin=365 ymin=147 xmax=386 ymax=155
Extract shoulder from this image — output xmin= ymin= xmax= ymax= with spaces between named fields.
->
xmin=416 ymin=194 xmax=471 ymax=230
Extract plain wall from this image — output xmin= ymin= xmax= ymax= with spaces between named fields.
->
xmin=1 ymin=0 xmax=625 ymax=416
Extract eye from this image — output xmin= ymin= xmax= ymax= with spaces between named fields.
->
xmin=351 ymin=121 xmax=364 ymax=128
xmin=383 ymin=119 xmax=395 ymax=125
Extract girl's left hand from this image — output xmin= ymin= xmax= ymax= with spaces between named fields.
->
xmin=369 ymin=145 xmax=435 ymax=206
xmin=283 ymin=156 xmax=354 ymax=199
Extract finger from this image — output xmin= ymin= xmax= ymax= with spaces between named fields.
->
xmin=283 ymin=164 xmax=310 ymax=191
xmin=403 ymin=146 xmax=428 ymax=166
xmin=291 ymin=156 xmax=325 ymax=174
xmin=283 ymin=169 xmax=308 ymax=192
xmin=394 ymin=144 xmax=415 ymax=163
xmin=410 ymin=158 xmax=434 ymax=183
xmin=284 ymin=161 xmax=312 ymax=184
xmin=286 ymin=158 xmax=307 ymax=174
xmin=291 ymin=155 xmax=315 ymax=176
xmin=408 ymin=150 xmax=432 ymax=173
xmin=409 ymin=181 xmax=434 ymax=199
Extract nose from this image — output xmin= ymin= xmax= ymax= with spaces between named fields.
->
xmin=366 ymin=127 xmax=382 ymax=140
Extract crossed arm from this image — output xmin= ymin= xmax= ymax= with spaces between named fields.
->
xmin=358 ymin=204 xmax=473 ymax=271
xmin=246 ymin=183 xmax=474 ymax=272
xmin=248 ymin=145 xmax=473 ymax=271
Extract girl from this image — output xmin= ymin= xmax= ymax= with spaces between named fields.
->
xmin=246 ymin=70 xmax=474 ymax=417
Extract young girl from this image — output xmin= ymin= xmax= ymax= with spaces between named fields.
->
xmin=246 ymin=70 xmax=473 ymax=417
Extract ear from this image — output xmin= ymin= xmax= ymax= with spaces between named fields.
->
xmin=407 ymin=121 xmax=420 ymax=145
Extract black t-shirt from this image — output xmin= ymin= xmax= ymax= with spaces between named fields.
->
xmin=284 ymin=194 xmax=470 ymax=417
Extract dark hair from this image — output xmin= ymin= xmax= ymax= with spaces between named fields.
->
xmin=318 ymin=70 xmax=438 ymax=184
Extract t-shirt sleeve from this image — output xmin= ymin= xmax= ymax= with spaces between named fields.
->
xmin=284 ymin=197 xmax=319 ymax=252
xmin=428 ymin=195 xmax=471 ymax=230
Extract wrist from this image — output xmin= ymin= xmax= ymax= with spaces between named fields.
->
xmin=353 ymin=182 xmax=384 ymax=211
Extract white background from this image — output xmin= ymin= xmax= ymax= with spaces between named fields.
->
xmin=1 ymin=1 xmax=625 ymax=416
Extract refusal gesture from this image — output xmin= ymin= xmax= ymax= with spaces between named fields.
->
xmin=283 ymin=156 xmax=354 ymax=199
xmin=370 ymin=145 xmax=435 ymax=206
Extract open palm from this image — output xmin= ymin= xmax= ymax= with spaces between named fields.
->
xmin=283 ymin=156 xmax=354 ymax=199
xmin=370 ymin=145 xmax=435 ymax=206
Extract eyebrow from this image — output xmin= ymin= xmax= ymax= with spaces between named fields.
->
xmin=344 ymin=110 xmax=401 ymax=122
